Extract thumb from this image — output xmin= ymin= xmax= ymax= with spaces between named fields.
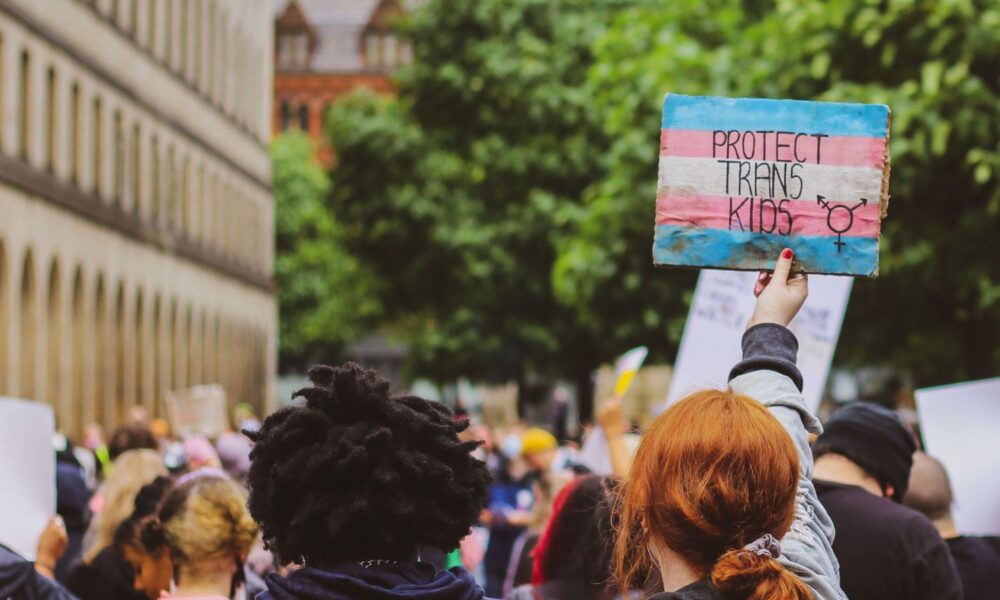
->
xmin=771 ymin=248 xmax=794 ymax=285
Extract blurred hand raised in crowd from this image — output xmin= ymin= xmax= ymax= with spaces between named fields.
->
xmin=748 ymin=248 xmax=808 ymax=329
xmin=596 ymin=396 xmax=628 ymax=438
xmin=34 ymin=515 xmax=67 ymax=579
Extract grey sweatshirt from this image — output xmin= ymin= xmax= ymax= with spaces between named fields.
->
xmin=728 ymin=323 xmax=847 ymax=600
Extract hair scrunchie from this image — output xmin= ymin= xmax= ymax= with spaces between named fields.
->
xmin=743 ymin=533 xmax=782 ymax=559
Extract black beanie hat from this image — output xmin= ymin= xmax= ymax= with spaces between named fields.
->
xmin=815 ymin=402 xmax=917 ymax=502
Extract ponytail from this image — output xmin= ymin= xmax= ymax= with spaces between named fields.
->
xmin=711 ymin=547 xmax=813 ymax=600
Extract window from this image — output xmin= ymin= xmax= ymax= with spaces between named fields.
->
xmin=112 ymin=110 xmax=123 ymax=204
xmin=20 ymin=50 xmax=30 ymax=160
xmin=151 ymin=136 xmax=160 ymax=221
xmin=384 ymin=35 xmax=397 ymax=69
xmin=297 ymin=105 xmax=309 ymax=131
xmin=131 ymin=123 xmax=141 ymax=207
xmin=92 ymin=96 xmax=102 ymax=195
xmin=45 ymin=67 xmax=55 ymax=172
xmin=148 ymin=0 xmax=157 ymax=52
xmin=70 ymin=83 xmax=80 ymax=184
xmin=365 ymin=34 xmax=381 ymax=70
xmin=164 ymin=0 xmax=173 ymax=64
xmin=279 ymin=101 xmax=290 ymax=131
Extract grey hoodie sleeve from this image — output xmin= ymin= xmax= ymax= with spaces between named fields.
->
xmin=728 ymin=324 xmax=847 ymax=600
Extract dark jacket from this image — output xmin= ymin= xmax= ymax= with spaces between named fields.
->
xmin=0 ymin=544 xmax=78 ymax=600
xmin=54 ymin=450 xmax=91 ymax=583
xmin=258 ymin=561 xmax=485 ymax=600
xmin=647 ymin=579 xmax=723 ymax=600
xmin=814 ymin=480 xmax=963 ymax=600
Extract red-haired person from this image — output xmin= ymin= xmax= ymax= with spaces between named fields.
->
xmin=612 ymin=249 xmax=846 ymax=600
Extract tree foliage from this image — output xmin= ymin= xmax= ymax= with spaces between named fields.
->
xmin=555 ymin=0 xmax=1000 ymax=385
xmin=315 ymin=0 xmax=999 ymax=390
xmin=272 ymin=133 xmax=381 ymax=371
xmin=326 ymin=0 xmax=630 ymax=386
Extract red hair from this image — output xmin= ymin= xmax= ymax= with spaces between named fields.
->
xmin=612 ymin=390 xmax=811 ymax=600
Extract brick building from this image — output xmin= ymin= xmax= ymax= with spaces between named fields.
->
xmin=272 ymin=0 xmax=410 ymax=159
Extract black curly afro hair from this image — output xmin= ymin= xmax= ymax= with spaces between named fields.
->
xmin=244 ymin=362 xmax=491 ymax=566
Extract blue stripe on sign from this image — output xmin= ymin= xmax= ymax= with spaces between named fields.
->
xmin=652 ymin=225 xmax=879 ymax=276
xmin=661 ymin=94 xmax=889 ymax=139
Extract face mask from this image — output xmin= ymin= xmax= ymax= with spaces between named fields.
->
xmin=501 ymin=434 xmax=522 ymax=460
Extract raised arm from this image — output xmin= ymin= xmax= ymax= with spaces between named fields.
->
xmin=727 ymin=249 xmax=847 ymax=600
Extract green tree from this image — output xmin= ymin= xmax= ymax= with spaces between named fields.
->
xmin=555 ymin=0 xmax=1000 ymax=385
xmin=272 ymin=132 xmax=382 ymax=371
xmin=326 ymin=0 xmax=637 ymax=413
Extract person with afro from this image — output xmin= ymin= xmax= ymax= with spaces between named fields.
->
xmin=247 ymin=362 xmax=492 ymax=600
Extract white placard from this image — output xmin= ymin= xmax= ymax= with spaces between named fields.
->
xmin=166 ymin=385 xmax=228 ymax=438
xmin=0 ymin=398 xmax=56 ymax=559
xmin=665 ymin=270 xmax=852 ymax=412
xmin=916 ymin=378 xmax=1000 ymax=536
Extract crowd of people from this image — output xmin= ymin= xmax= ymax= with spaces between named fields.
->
xmin=2 ymin=248 xmax=998 ymax=599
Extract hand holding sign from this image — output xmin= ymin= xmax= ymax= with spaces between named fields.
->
xmin=749 ymin=248 xmax=809 ymax=328
xmin=653 ymin=94 xmax=890 ymax=276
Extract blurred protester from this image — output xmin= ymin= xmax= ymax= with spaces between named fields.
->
xmin=231 ymin=403 xmax=261 ymax=434
xmin=180 ymin=436 xmax=221 ymax=472
xmin=502 ymin=470 xmax=572 ymax=594
xmin=112 ymin=476 xmax=174 ymax=600
xmin=508 ymin=475 xmax=618 ymax=600
xmin=613 ymin=250 xmax=844 ymax=600
xmin=905 ymin=451 xmax=1000 ymax=600
xmin=549 ymin=387 xmax=570 ymax=443
xmin=148 ymin=420 xmax=171 ymax=452
xmin=52 ymin=436 xmax=91 ymax=582
xmin=80 ymin=424 xmax=107 ymax=486
xmin=107 ymin=427 xmax=157 ymax=463
xmin=483 ymin=436 xmax=535 ymax=597
xmin=68 ymin=450 xmax=166 ymax=600
xmin=127 ymin=407 xmax=149 ymax=428
xmin=246 ymin=363 xmax=491 ymax=600
xmin=214 ymin=431 xmax=252 ymax=482
xmin=117 ymin=473 xmax=258 ymax=600
xmin=0 ymin=516 xmax=77 ymax=599
xmin=813 ymin=403 xmax=963 ymax=600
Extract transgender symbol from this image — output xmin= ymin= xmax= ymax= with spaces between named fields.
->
xmin=817 ymin=195 xmax=868 ymax=253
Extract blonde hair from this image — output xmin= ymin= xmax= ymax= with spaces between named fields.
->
xmin=160 ymin=475 xmax=258 ymax=580
xmin=84 ymin=449 xmax=167 ymax=562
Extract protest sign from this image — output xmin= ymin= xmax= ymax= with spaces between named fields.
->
xmin=664 ymin=269 xmax=852 ymax=412
xmin=612 ymin=346 xmax=649 ymax=397
xmin=916 ymin=378 xmax=1000 ymax=536
xmin=654 ymin=94 xmax=890 ymax=276
xmin=0 ymin=398 xmax=55 ymax=559
xmin=165 ymin=384 xmax=228 ymax=438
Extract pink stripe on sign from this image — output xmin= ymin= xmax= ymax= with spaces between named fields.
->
xmin=659 ymin=129 xmax=887 ymax=169
xmin=655 ymin=194 xmax=882 ymax=238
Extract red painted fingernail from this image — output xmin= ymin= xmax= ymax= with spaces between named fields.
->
xmin=782 ymin=248 xmax=793 ymax=259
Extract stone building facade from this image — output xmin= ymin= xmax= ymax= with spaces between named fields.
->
xmin=0 ymin=0 xmax=276 ymax=437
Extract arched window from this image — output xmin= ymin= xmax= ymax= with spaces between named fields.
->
xmin=298 ymin=104 xmax=309 ymax=132
xmin=279 ymin=101 xmax=290 ymax=131
xmin=45 ymin=66 xmax=56 ymax=172
xmin=46 ymin=260 xmax=61 ymax=411
xmin=19 ymin=251 xmax=37 ymax=400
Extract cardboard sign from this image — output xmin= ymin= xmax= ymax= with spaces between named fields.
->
xmin=0 ymin=398 xmax=56 ymax=559
xmin=165 ymin=385 xmax=228 ymax=438
xmin=653 ymin=94 xmax=890 ymax=276
xmin=916 ymin=378 xmax=1000 ymax=536
xmin=664 ymin=270 xmax=852 ymax=412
